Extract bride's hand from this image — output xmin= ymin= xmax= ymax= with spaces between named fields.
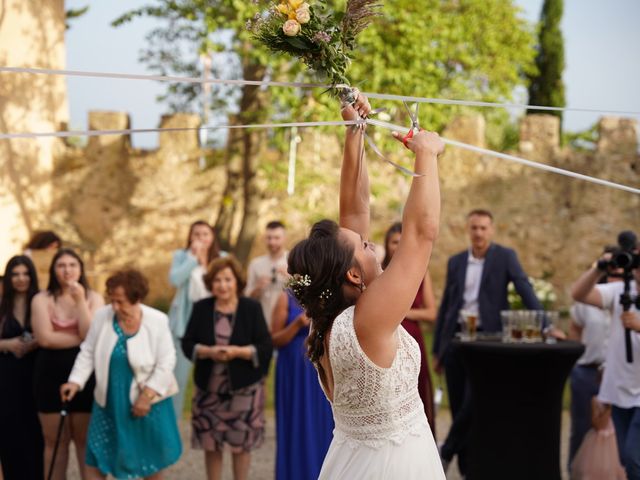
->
xmin=392 ymin=129 xmax=445 ymax=156
xmin=341 ymin=89 xmax=372 ymax=122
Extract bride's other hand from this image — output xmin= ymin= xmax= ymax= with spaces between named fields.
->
xmin=341 ymin=89 xmax=371 ymax=122
xmin=393 ymin=129 xmax=445 ymax=157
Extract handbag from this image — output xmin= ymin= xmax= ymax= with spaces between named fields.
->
xmin=570 ymin=398 xmax=627 ymax=480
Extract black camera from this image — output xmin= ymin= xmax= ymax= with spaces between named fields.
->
xmin=597 ymin=230 xmax=639 ymax=272
xmin=598 ymin=231 xmax=640 ymax=364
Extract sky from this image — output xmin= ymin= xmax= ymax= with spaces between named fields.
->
xmin=64 ymin=0 xmax=640 ymax=148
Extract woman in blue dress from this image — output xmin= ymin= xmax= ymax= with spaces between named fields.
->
xmin=61 ymin=269 xmax=182 ymax=479
xmin=271 ymin=290 xmax=334 ymax=480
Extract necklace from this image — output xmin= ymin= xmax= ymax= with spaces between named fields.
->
xmin=216 ymin=298 xmax=238 ymax=314
xmin=118 ymin=309 xmax=141 ymax=333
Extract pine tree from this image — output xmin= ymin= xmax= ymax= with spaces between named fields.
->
xmin=527 ymin=0 xmax=566 ymax=126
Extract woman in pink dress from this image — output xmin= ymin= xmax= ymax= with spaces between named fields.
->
xmin=383 ymin=222 xmax=437 ymax=434
xmin=31 ymin=248 xmax=104 ymax=480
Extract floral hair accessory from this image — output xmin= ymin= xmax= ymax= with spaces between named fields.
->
xmin=319 ymin=289 xmax=332 ymax=301
xmin=286 ymin=274 xmax=312 ymax=297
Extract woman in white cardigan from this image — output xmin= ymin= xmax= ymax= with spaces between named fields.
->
xmin=61 ymin=269 xmax=182 ymax=479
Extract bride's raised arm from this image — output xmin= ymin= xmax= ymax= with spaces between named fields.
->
xmin=339 ymin=91 xmax=372 ymax=240
xmin=355 ymin=128 xmax=444 ymax=345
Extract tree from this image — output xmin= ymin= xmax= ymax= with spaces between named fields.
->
xmin=527 ymin=0 xmax=565 ymax=126
xmin=114 ymin=0 xmax=537 ymax=262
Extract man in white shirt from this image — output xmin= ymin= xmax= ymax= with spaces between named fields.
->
xmin=245 ymin=221 xmax=288 ymax=329
xmin=572 ymin=239 xmax=640 ymax=480
xmin=434 ymin=209 xmax=542 ymax=475
xmin=567 ymin=261 xmax=619 ymax=469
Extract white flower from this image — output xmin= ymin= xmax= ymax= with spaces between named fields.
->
xmin=296 ymin=6 xmax=310 ymax=23
xmin=283 ymin=19 xmax=301 ymax=36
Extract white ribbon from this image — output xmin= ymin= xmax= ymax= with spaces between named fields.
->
xmin=0 ymin=120 xmax=360 ymax=140
xmin=0 ymin=65 xmax=638 ymax=194
xmin=2 ymin=66 xmax=639 ymax=116
xmin=366 ymin=118 xmax=640 ymax=195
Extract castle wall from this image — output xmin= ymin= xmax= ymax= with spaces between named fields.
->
xmin=0 ymin=0 xmax=69 ymax=265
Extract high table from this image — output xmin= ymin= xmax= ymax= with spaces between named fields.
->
xmin=454 ymin=339 xmax=584 ymax=480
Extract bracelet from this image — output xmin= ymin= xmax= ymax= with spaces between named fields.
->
xmin=142 ymin=390 xmax=156 ymax=401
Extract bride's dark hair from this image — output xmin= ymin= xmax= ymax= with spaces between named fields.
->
xmin=287 ymin=220 xmax=355 ymax=384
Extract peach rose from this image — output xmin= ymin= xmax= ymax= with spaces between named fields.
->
xmin=283 ymin=19 xmax=301 ymax=36
xmin=295 ymin=6 xmax=310 ymax=23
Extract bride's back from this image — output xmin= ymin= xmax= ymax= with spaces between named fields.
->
xmin=323 ymin=306 xmax=426 ymax=448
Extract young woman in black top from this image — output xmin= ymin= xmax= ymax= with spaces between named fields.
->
xmin=0 ymin=255 xmax=43 ymax=480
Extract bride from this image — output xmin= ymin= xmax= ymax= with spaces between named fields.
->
xmin=287 ymin=91 xmax=446 ymax=478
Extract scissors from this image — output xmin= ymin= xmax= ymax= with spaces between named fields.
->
xmin=402 ymin=101 xmax=425 ymax=149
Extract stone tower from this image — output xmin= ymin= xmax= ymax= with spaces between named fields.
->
xmin=0 ymin=0 xmax=69 ymax=265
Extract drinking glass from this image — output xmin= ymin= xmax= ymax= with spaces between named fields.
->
xmin=500 ymin=311 xmax=512 ymax=342
xmin=510 ymin=311 xmax=524 ymax=342
xmin=459 ymin=310 xmax=478 ymax=341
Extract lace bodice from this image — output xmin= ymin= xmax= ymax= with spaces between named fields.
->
xmin=326 ymin=306 xmax=427 ymax=448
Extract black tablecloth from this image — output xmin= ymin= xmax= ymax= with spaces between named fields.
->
xmin=455 ymin=339 xmax=584 ymax=480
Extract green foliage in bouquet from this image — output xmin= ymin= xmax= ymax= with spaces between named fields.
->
xmin=250 ymin=0 xmax=380 ymax=91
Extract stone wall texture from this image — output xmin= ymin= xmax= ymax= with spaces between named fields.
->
xmin=0 ymin=0 xmax=68 ymax=259
xmin=2 ymin=111 xmax=634 ymax=310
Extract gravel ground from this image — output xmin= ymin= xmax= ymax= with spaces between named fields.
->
xmin=64 ymin=409 xmax=571 ymax=479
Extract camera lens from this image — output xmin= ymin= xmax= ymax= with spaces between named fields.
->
xmin=613 ymin=251 xmax=634 ymax=269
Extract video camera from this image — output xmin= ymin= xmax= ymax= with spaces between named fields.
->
xmin=597 ymin=231 xmax=639 ymax=272
xmin=598 ymin=231 xmax=640 ymax=364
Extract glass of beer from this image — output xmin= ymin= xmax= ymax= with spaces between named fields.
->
xmin=459 ymin=310 xmax=478 ymax=341
xmin=523 ymin=311 xmax=536 ymax=342
xmin=510 ymin=311 xmax=523 ymax=342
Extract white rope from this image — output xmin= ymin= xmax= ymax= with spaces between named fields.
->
xmin=1 ymin=65 xmax=637 ymax=194
xmin=2 ymin=66 xmax=639 ymax=117
xmin=366 ymin=118 xmax=640 ymax=195
xmin=1 ymin=116 xmax=637 ymax=195
xmin=0 ymin=120 xmax=359 ymax=140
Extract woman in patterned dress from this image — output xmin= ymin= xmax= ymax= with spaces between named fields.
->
xmin=182 ymin=256 xmax=273 ymax=480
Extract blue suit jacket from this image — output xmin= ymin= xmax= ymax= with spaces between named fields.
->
xmin=432 ymin=243 xmax=542 ymax=362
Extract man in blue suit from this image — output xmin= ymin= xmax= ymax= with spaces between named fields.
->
xmin=433 ymin=209 xmax=542 ymax=475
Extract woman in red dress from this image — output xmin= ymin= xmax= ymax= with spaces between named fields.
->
xmin=383 ymin=222 xmax=437 ymax=434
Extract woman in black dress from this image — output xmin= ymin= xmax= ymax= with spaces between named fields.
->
xmin=31 ymin=248 xmax=104 ymax=480
xmin=0 ymin=255 xmax=43 ymax=480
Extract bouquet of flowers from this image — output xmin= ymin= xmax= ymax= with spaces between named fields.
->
xmin=508 ymin=277 xmax=558 ymax=310
xmin=249 ymin=0 xmax=380 ymax=99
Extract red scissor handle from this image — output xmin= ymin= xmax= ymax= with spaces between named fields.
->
xmin=403 ymin=128 xmax=425 ymax=149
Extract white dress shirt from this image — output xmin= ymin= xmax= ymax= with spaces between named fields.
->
xmin=597 ymin=281 xmax=640 ymax=408
xmin=571 ymin=302 xmax=610 ymax=366
xmin=462 ymin=251 xmax=485 ymax=326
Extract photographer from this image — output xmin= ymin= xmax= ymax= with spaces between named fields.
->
xmin=571 ymin=232 xmax=640 ymax=480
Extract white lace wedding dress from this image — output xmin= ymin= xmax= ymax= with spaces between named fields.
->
xmin=318 ymin=306 xmax=445 ymax=479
